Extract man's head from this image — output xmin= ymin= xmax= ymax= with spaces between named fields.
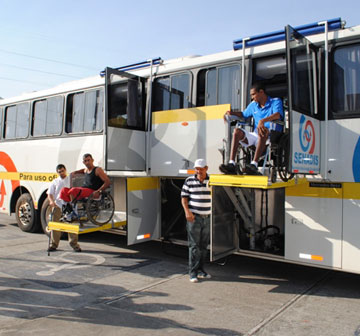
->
xmin=250 ymin=83 xmax=267 ymax=104
xmin=82 ymin=153 xmax=95 ymax=169
xmin=56 ymin=164 xmax=67 ymax=179
xmin=194 ymin=159 xmax=208 ymax=180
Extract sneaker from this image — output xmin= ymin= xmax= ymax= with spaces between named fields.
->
xmin=219 ymin=163 xmax=237 ymax=175
xmin=73 ymin=246 xmax=82 ymax=253
xmin=189 ymin=277 xmax=199 ymax=283
xmin=62 ymin=203 xmax=73 ymax=214
xmin=198 ymin=271 xmax=211 ymax=279
xmin=65 ymin=211 xmax=78 ymax=222
xmin=47 ymin=246 xmax=57 ymax=252
xmin=245 ymin=163 xmax=262 ymax=176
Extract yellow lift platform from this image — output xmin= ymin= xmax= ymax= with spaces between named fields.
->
xmin=209 ymin=174 xmax=305 ymax=189
xmin=48 ymin=219 xmax=126 ymax=235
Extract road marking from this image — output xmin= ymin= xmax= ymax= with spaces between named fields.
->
xmin=36 ymin=252 xmax=105 ymax=276
xmin=244 ymin=271 xmax=332 ymax=336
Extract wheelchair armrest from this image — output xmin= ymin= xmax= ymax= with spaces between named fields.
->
xmin=225 ymin=115 xmax=252 ymax=127
xmin=271 ymin=119 xmax=285 ymax=126
xmin=225 ymin=114 xmax=244 ymax=123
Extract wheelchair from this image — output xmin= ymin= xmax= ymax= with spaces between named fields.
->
xmin=61 ymin=190 xmax=115 ymax=226
xmin=223 ymin=114 xmax=294 ymax=183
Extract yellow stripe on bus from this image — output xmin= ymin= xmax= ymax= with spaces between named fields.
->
xmin=285 ymin=181 xmax=342 ymax=199
xmin=152 ymin=104 xmax=231 ymax=124
xmin=127 ymin=177 xmax=159 ymax=192
xmin=343 ymin=183 xmax=360 ymax=200
xmin=0 ymin=171 xmax=58 ymax=182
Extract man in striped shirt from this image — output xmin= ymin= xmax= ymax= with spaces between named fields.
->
xmin=181 ymin=158 xmax=211 ymax=283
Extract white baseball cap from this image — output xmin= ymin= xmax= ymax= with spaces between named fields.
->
xmin=194 ymin=158 xmax=207 ymax=168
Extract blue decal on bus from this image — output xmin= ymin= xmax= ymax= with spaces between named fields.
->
xmin=353 ymin=137 xmax=360 ymax=182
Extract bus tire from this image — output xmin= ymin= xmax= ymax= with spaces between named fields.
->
xmin=40 ymin=198 xmax=52 ymax=237
xmin=15 ymin=193 xmax=39 ymax=233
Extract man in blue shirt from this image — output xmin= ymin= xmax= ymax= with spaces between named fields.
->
xmin=219 ymin=83 xmax=283 ymax=175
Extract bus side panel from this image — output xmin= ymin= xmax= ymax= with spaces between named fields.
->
xmin=151 ymin=105 xmax=230 ymax=176
xmin=126 ymin=177 xmax=160 ymax=245
xmin=326 ymin=120 xmax=360 ymax=183
xmin=342 ymin=183 xmax=360 ymax=273
xmin=0 ymin=135 xmax=104 ymax=214
xmin=285 ymin=183 xmax=342 ymax=268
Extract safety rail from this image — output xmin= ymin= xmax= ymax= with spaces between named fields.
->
xmin=233 ymin=17 xmax=343 ymax=50
xmin=100 ymin=57 xmax=162 ymax=77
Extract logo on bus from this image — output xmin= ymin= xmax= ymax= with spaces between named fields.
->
xmin=293 ymin=115 xmax=319 ymax=168
xmin=299 ymin=114 xmax=315 ymax=154
xmin=0 ymin=152 xmax=20 ymax=208
xmin=353 ymin=137 xmax=360 ymax=182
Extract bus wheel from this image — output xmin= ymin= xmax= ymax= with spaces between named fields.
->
xmin=15 ymin=194 xmax=39 ymax=233
xmin=40 ymin=198 xmax=52 ymax=237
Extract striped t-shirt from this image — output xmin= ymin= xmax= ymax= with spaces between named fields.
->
xmin=181 ymin=174 xmax=211 ymax=215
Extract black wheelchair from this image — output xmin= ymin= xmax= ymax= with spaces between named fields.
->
xmin=61 ymin=190 xmax=115 ymax=226
xmin=222 ymin=114 xmax=294 ymax=183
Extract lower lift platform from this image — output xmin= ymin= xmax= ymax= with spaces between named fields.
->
xmin=47 ymin=213 xmax=127 ymax=235
xmin=208 ymin=174 xmax=306 ymax=261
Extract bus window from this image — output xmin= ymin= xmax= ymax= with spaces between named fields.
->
xmin=152 ymin=73 xmax=191 ymax=111
xmin=4 ymin=103 xmax=29 ymax=139
xmin=84 ymin=90 xmax=103 ymax=131
xmin=332 ymin=43 xmax=360 ymax=118
xmin=108 ymin=80 xmax=145 ymax=130
xmin=170 ymin=73 xmax=190 ymax=109
xmin=205 ymin=68 xmax=217 ymax=106
xmin=66 ymin=88 xmax=104 ymax=133
xmin=153 ymin=77 xmax=170 ymax=111
xmin=198 ymin=64 xmax=241 ymax=110
xmin=289 ymin=47 xmax=318 ymax=117
xmin=33 ymin=96 xmax=63 ymax=136
xmin=253 ymin=55 xmax=287 ymax=99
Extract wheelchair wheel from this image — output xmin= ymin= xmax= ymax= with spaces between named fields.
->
xmin=86 ymin=192 xmax=115 ymax=226
xmin=270 ymin=166 xmax=277 ymax=183
xmin=277 ymin=133 xmax=294 ymax=182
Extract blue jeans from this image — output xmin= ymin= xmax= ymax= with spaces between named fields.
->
xmin=186 ymin=214 xmax=210 ymax=277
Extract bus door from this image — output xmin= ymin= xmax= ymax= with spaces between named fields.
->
xmin=105 ymin=67 xmax=147 ymax=172
xmin=126 ymin=177 xmax=160 ymax=245
xmin=285 ymin=25 xmax=321 ymax=175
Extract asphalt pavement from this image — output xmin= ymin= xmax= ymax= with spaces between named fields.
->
xmin=0 ymin=213 xmax=360 ymax=336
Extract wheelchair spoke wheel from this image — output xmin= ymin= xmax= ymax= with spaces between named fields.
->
xmin=277 ymin=133 xmax=294 ymax=182
xmin=86 ymin=192 xmax=115 ymax=226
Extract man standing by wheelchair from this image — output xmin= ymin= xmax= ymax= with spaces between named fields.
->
xmin=60 ymin=153 xmax=111 ymax=221
xmin=219 ymin=83 xmax=284 ymax=175
xmin=47 ymin=164 xmax=81 ymax=252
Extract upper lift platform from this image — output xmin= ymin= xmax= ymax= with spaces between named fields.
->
xmin=209 ymin=174 xmax=305 ymax=189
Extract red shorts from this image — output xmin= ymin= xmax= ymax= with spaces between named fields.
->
xmin=59 ymin=187 xmax=95 ymax=202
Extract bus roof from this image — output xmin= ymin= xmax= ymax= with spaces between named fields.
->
xmin=1 ymin=20 xmax=360 ymax=105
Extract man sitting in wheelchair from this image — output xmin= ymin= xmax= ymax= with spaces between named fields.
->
xmin=219 ymin=83 xmax=283 ymax=175
xmin=59 ymin=153 xmax=111 ymax=222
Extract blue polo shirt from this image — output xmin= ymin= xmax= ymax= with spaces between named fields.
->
xmin=242 ymin=97 xmax=284 ymax=132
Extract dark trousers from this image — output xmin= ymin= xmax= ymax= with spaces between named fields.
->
xmin=186 ymin=214 xmax=210 ymax=277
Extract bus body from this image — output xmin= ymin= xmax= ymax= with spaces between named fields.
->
xmin=1 ymin=18 xmax=360 ymax=273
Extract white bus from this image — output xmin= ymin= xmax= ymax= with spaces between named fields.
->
xmin=1 ymin=17 xmax=360 ymax=273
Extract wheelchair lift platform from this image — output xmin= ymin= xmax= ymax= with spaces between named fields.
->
xmin=210 ymin=174 xmax=305 ymax=189
xmin=48 ymin=219 xmax=126 ymax=235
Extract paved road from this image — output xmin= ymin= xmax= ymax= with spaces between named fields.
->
xmin=0 ymin=213 xmax=360 ymax=335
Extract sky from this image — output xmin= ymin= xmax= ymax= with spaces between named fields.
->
xmin=0 ymin=0 xmax=359 ymax=99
